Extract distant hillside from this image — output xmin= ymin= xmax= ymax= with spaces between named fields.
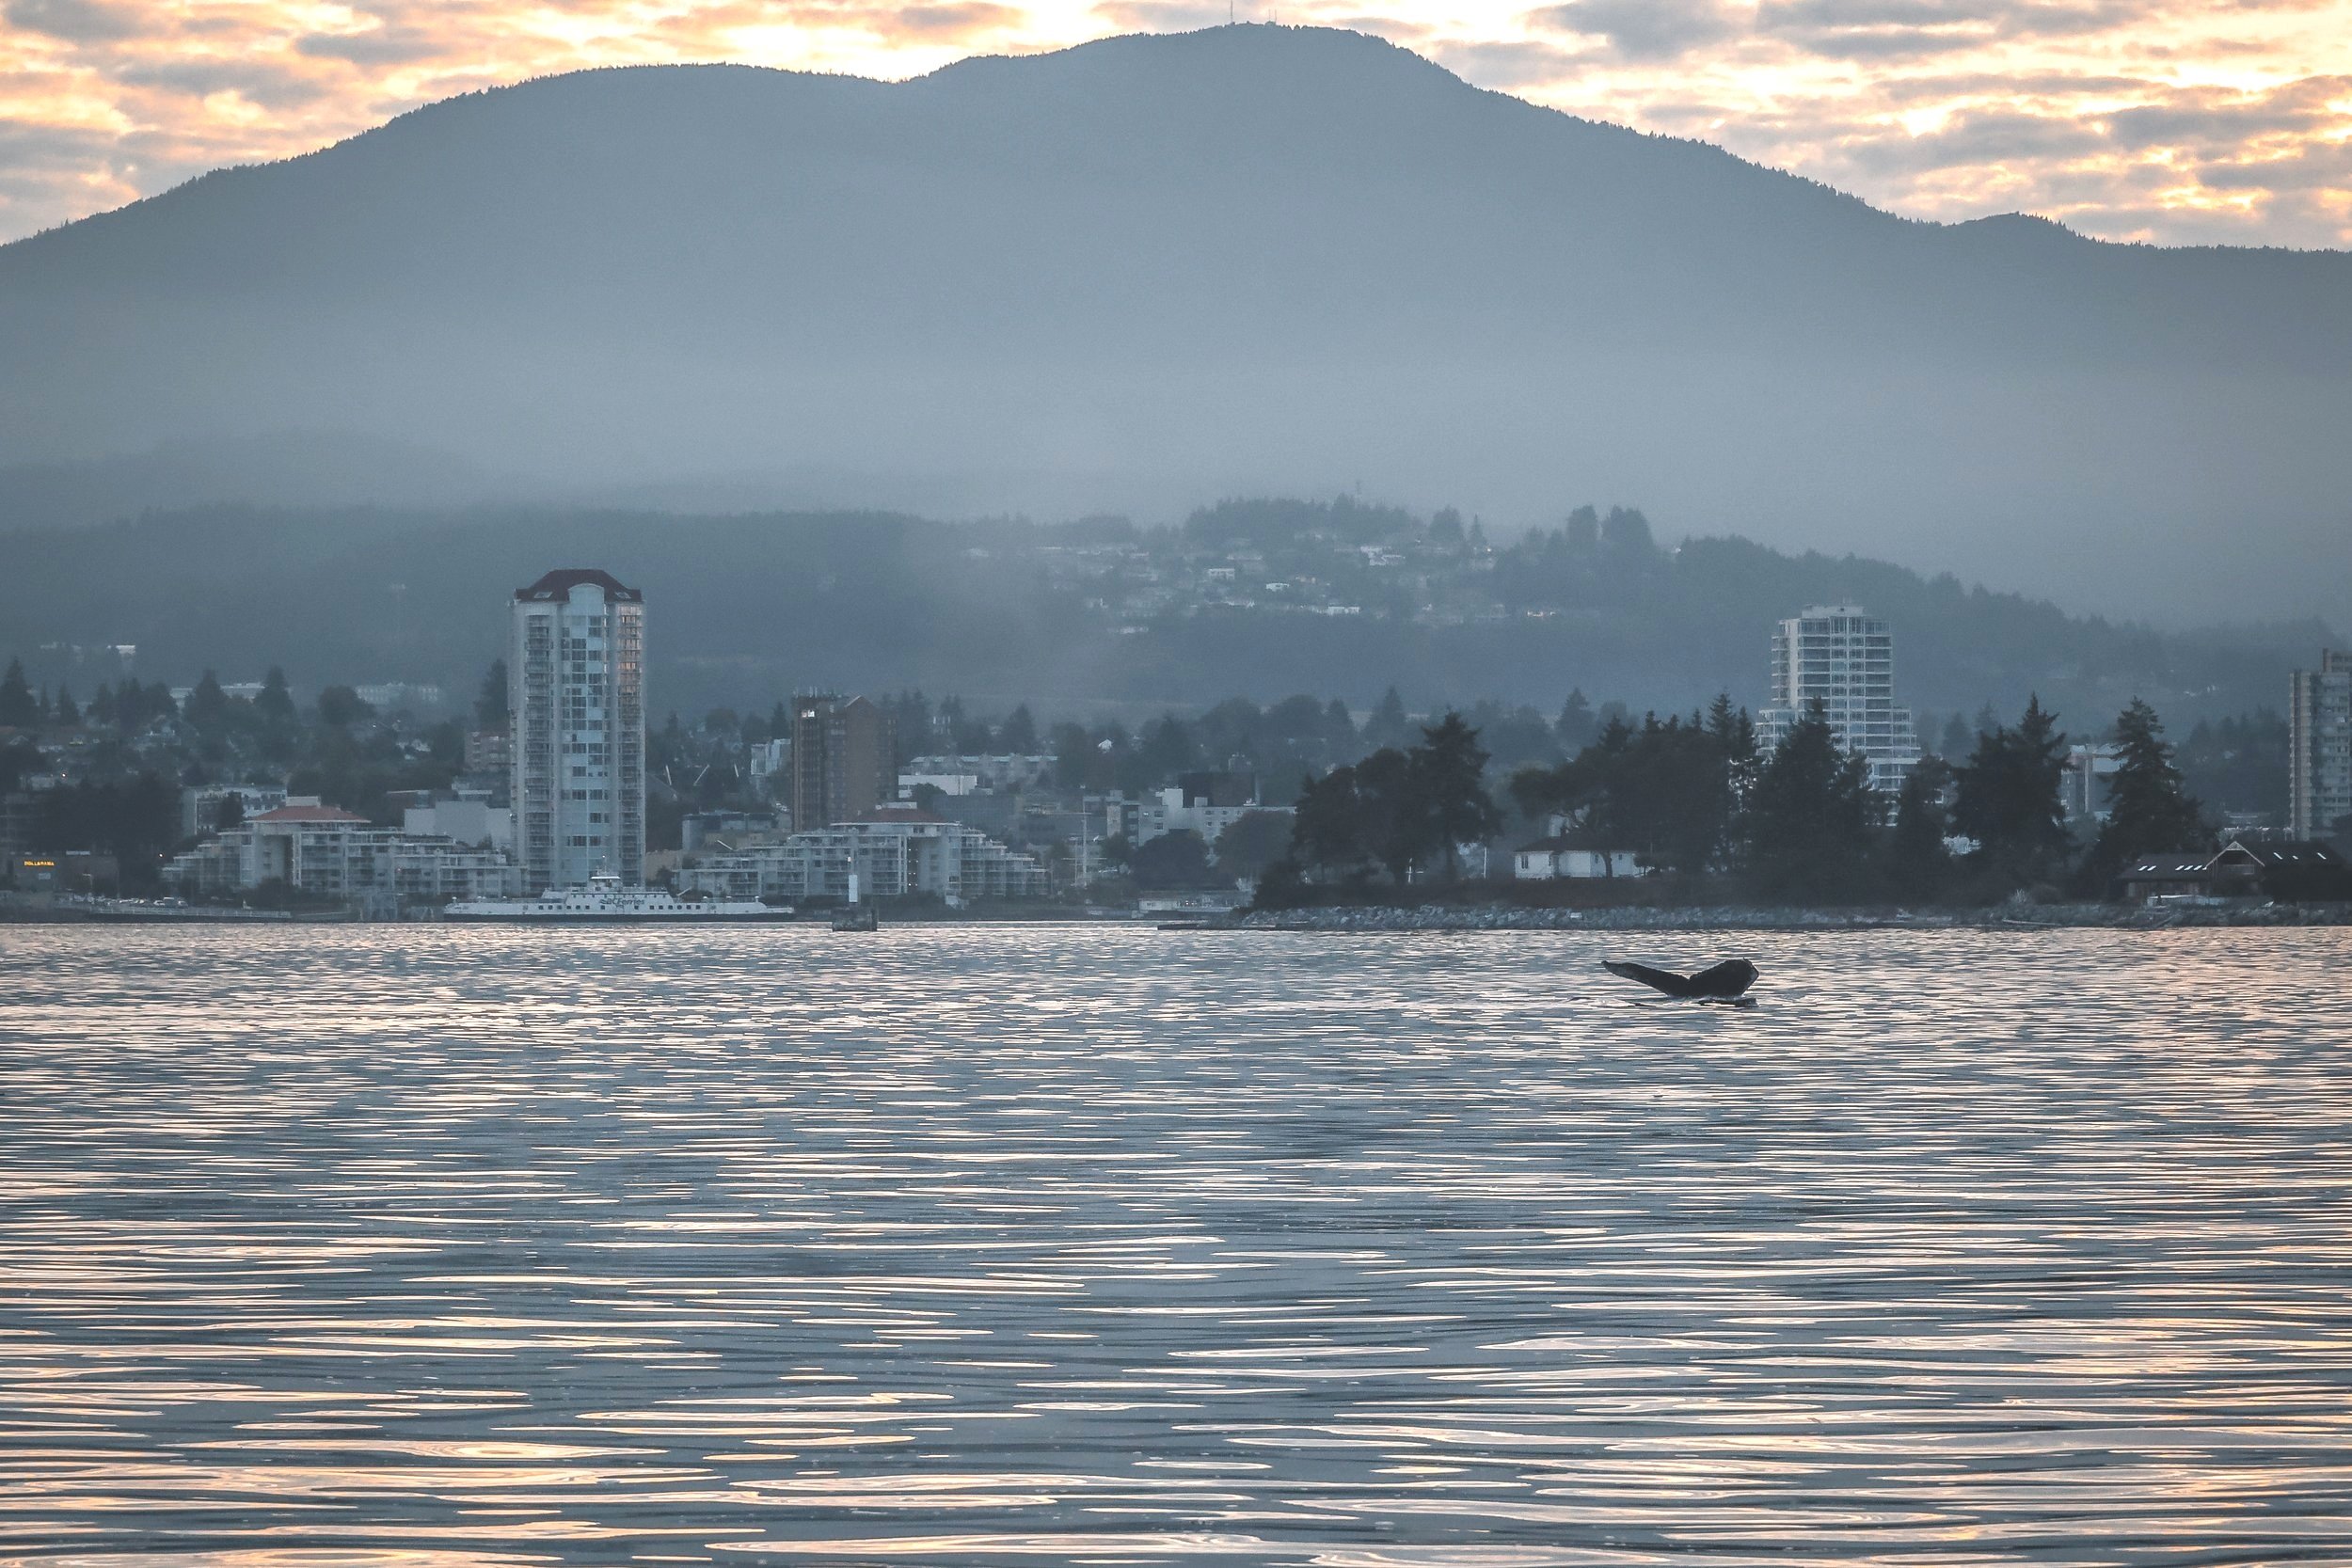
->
xmin=0 ymin=26 xmax=2346 ymax=621
xmin=0 ymin=501 xmax=2324 ymax=731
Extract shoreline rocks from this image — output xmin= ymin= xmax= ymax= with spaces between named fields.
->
xmin=1232 ymin=902 xmax=2352 ymax=932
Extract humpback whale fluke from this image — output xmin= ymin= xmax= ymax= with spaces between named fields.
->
xmin=1602 ymin=958 xmax=1759 ymax=1001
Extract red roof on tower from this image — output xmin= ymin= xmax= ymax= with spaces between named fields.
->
xmin=249 ymin=804 xmax=367 ymax=824
xmin=515 ymin=569 xmax=643 ymax=604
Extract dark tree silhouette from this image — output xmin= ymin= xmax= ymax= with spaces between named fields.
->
xmin=1740 ymin=700 xmax=1877 ymax=902
xmin=2082 ymin=699 xmax=2205 ymax=891
xmin=1953 ymin=695 xmax=2071 ymax=887
xmin=0 ymin=659 xmax=36 ymax=728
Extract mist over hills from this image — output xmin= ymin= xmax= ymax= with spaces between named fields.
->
xmin=1 ymin=25 xmax=2347 ymax=623
xmin=0 ymin=501 xmax=2321 ymax=735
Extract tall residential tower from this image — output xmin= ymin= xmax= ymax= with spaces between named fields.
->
xmin=1755 ymin=604 xmax=1919 ymax=793
xmin=511 ymin=569 xmax=645 ymax=891
xmin=2290 ymin=649 xmax=2352 ymax=841
xmin=788 ymin=693 xmax=895 ymax=832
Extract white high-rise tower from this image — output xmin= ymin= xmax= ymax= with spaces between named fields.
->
xmin=2290 ymin=649 xmax=2352 ymax=841
xmin=1755 ymin=604 xmax=1918 ymax=793
xmin=511 ymin=569 xmax=645 ymax=891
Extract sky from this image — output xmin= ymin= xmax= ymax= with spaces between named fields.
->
xmin=0 ymin=0 xmax=2346 ymax=248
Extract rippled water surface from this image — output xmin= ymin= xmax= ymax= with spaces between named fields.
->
xmin=4 ymin=925 xmax=2352 ymax=1566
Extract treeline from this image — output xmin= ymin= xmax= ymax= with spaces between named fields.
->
xmin=1264 ymin=694 xmax=2217 ymax=907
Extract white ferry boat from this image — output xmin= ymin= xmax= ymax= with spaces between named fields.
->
xmin=444 ymin=874 xmax=792 ymax=924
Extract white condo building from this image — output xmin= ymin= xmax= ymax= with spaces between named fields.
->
xmin=1755 ymin=604 xmax=1919 ymax=793
xmin=2290 ymin=649 xmax=2352 ymax=840
xmin=677 ymin=807 xmax=1049 ymax=905
xmin=512 ymin=569 xmax=645 ymax=891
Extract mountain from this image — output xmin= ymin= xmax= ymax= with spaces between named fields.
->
xmin=1 ymin=26 xmax=2347 ymax=621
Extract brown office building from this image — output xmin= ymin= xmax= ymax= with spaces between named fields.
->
xmin=790 ymin=694 xmax=895 ymax=831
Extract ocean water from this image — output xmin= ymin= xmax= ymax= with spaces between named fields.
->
xmin=3 ymin=924 xmax=2350 ymax=1566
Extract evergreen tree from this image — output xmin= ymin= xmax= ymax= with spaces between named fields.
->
xmin=1953 ymin=695 xmax=2071 ymax=887
xmin=1323 ymin=698 xmax=1357 ymax=752
xmin=1883 ymin=756 xmax=1954 ymax=899
xmin=1555 ymin=688 xmax=1595 ymax=752
xmin=0 ymin=658 xmax=35 ymax=728
xmin=256 ymin=668 xmax=295 ymax=723
xmin=1291 ymin=765 xmax=1369 ymax=878
xmin=998 ymin=703 xmax=1040 ymax=755
xmin=316 ymin=685 xmax=373 ymax=728
xmin=89 ymin=682 xmax=117 ymax=726
xmin=53 ymin=685 xmax=78 ymax=727
xmin=474 ymin=659 xmax=510 ymax=731
xmin=1939 ymin=712 xmax=1973 ymax=760
xmin=2083 ymin=699 xmax=2205 ymax=891
xmin=1411 ymin=713 xmax=1504 ymax=879
xmin=1352 ymin=746 xmax=1423 ymax=883
xmin=1132 ymin=714 xmax=1198 ymax=785
xmin=185 ymin=670 xmax=229 ymax=731
xmin=1363 ymin=686 xmax=1413 ymax=749
xmin=1564 ymin=505 xmax=1600 ymax=552
xmin=1707 ymin=692 xmax=1761 ymax=805
xmin=1741 ymin=700 xmax=1878 ymax=902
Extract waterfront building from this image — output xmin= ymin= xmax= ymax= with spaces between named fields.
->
xmin=788 ymin=693 xmax=894 ymax=832
xmin=1113 ymin=772 xmax=1291 ymax=848
xmin=463 ymin=727 xmax=511 ymax=776
xmin=677 ymin=806 xmax=1048 ymax=904
xmin=2289 ymin=649 xmax=2352 ymax=841
xmin=511 ymin=569 xmax=644 ymax=892
xmin=181 ymin=784 xmax=289 ymax=839
xmin=681 ymin=809 xmax=783 ymax=852
xmin=402 ymin=795 xmax=513 ymax=853
xmin=1754 ymin=604 xmax=1919 ymax=793
xmin=163 ymin=799 xmax=521 ymax=912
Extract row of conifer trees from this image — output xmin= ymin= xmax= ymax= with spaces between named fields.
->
xmin=1267 ymin=694 xmax=2209 ymax=905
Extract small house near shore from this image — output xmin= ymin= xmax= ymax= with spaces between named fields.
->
xmin=1514 ymin=840 xmax=1641 ymax=880
xmin=2120 ymin=838 xmax=2352 ymax=903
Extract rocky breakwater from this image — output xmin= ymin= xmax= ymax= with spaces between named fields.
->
xmin=1234 ymin=902 xmax=2352 ymax=932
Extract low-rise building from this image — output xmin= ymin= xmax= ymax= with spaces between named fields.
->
xmin=164 ymin=798 xmax=520 ymax=911
xmin=681 ymin=809 xmax=783 ymax=852
xmin=678 ymin=806 xmax=1048 ymax=905
xmin=2118 ymin=837 xmax=2352 ymax=903
xmin=1514 ymin=841 xmax=1642 ymax=879
xmin=403 ymin=796 xmax=514 ymax=853
xmin=182 ymin=784 xmax=290 ymax=838
xmin=10 ymin=850 xmax=119 ymax=894
xmin=1115 ymin=772 xmax=1292 ymax=848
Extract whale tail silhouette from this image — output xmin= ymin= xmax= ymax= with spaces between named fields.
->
xmin=1602 ymin=958 xmax=1758 ymax=1000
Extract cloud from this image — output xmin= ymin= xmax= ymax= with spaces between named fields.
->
xmin=1427 ymin=37 xmax=1588 ymax=87
xmin=1526 ymin=0 xmax=1747 ymax=61
xmin=1090 ymin=1 xmax=1238 ymax=30
xmin=3 ymin=0 xmax=138 ymax=41
xmin=295 ymin=24 xmax=450 ymax=66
